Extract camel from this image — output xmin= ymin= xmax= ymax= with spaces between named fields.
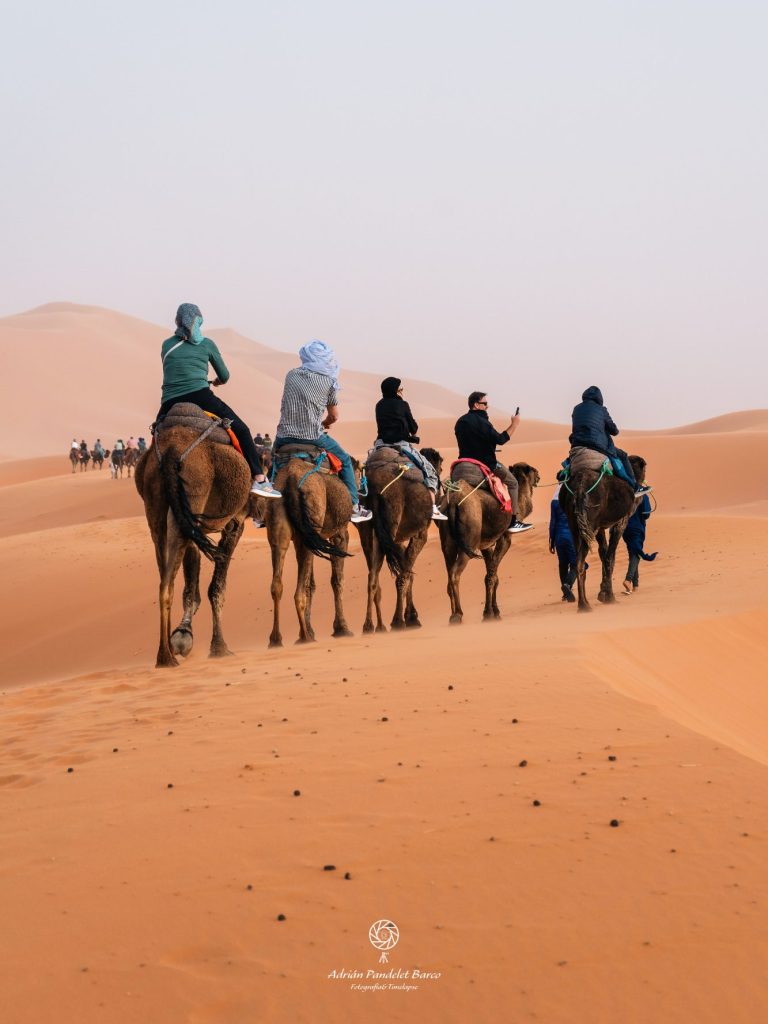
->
xmin=135 ymin=422 xmax=251 ymax=667
xmin=69 ymin=448 xmax=79 ymax=473
xmin=111 ymin=449 xmax=125 ymax=478
xmin=266 ymin=445 xmax=354 ymax=646
xmin=124 ymin=447 xmax=140 ymax=478
xmin=438 ymin=461 xmax=539 ymax=624
xmin=558 ymin=450 xmax=641 ymax=612
xmin=355 ymin=446 xmax=443 ymax=632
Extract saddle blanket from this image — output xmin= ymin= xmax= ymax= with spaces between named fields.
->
xmin=274 ymin=442 xmax=342 ymax=474
xmin=450 ymin=458 xmax=512 ymax=512
xmin=567 ymin=446 xmax=614 ymax=475
xmin=157 ymin=402 xmax=242 ymax=454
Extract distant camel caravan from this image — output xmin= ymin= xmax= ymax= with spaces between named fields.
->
xmin=439 ymin=461 xmax=540 ymax=624
xmin=558 ymin=449 xmax=642 ymax=611
xmin=135 ymin=404 xmax=251 ymax=668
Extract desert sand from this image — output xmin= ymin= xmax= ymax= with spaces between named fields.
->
xmin=1 ymin=331 xmax=767 ymax=1022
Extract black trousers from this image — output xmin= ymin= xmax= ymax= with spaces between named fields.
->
xmin=158 ymin=388 xmax=264 ymax=477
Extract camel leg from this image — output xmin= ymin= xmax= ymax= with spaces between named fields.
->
xmin=363 ymin=534 xmax=385 ymax=634
xmin=156 ymin=511 xmax=187 ymax=668
xmin=330 ymin=529 xmax=353 ymax=638
xmin=293 ymin=540 xmax=315 ymax=644
xmin=486 ymin=534 xmax=512 ymax=619
xmin=597 ymin=526 xmax=621 ymax=605
xmin=170 ymin=544 xmax=201 ymax=657
xmin=374 ymin=579 xmax=386 ymax=631
xmin=575 ymin=534 xmax=591 ymax=612
xmin=447 ymin=550 xmax=470 ymax=624
xmin=403 ymin=533 xmax=428 ymax=628
xmin=390 ymin=560 xmax=409 ymax=630
xmin=304 ymin=561 xmax=317 ymax=642
xmin=269 ymin=533 xmax=289 ymax=648
xmin=596 ymin=529 xmax=612 ymax=604
xmin=209 ymin=517 xmax=245 ymax=657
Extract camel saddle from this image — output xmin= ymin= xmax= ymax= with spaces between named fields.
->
xmin=450 ymin=458 xmax=512 ymax=512
xmin=364 ymin=445 xmax=414 ymax=475
xmin=273 ymin=442 xmax=341 ymax=475
xmin=568 ymin=446 xmax=614 ymax=475
xmin=156 ymin=402 xmax=234 ymax=446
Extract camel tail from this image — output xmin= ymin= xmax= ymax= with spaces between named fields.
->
xmin=373 ymin=494 xmax=404 ymax=576
xmin=448 ymin=493 xmax=481 ymax=560
xmin=573 ymin=478 xmax=596 ymax=547
xmin=283 ymin=477 xmax=350 ymax=561
xmin=162 ymin=456 xmax=220 ymax=562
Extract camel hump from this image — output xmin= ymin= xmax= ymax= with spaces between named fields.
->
xmin=450 ymin=460 xmax=490 ymax=488
xmin=365 ymin=446 xmax=412 ymax=473
xmin=156 ymin=403 xmax=233 ymax=446
xmin=568 ymin=446 xmax=611 ymax=474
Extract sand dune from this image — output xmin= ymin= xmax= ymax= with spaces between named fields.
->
xmin=2 ymin=388 xmax=768 ymax=1022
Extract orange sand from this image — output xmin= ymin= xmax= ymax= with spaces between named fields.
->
xmin=1 ymin=385 xmax=768 ymax=1021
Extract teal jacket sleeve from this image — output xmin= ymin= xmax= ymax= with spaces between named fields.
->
xmin=207 ymin=341 xmax=230 ymax=383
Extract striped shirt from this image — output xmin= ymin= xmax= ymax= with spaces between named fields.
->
xmin=276 ymin=368 xmax=338 ymax=440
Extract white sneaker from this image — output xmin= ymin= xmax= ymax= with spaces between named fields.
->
xmin=508 ymin=521 xmax=534 ymax=534
xmin=252 ymin=518 xmax=266 ymax=528
xmin=432 ymin=505 xmax=448 ymax=521
xmin=351 ymin=505 xmax=372 ymax=523
xmin=251 ymin=479 xmax=282 ymax=498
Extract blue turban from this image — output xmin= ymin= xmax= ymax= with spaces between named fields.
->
xmin=175 ymin=303 xmax=204 ymax=344
xmin=299 ymin=339 xmax=340 ymax=387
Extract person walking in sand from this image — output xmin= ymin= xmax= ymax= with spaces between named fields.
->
xmin=373 ymin=376 xmax=447 ymax=520
xmin=273 ymin=340 xmax=371 ymax=522
xmin=549 ymin=473 xmax=588 ymax=602
xmin=156 ymin=303 xmax=280 ymax=500
xmin=454 ymin=392 xmax=533 ymax=533
xmin=622 ymin=456 xmax=658 ymax=593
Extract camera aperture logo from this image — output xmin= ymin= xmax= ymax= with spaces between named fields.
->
xmin=326 ymin=919 xmax=443 ymax=992
xmin=369 ymin=919 xmax=399 ymax=962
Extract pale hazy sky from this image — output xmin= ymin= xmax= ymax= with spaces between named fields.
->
xmin=2 ymin=1 xmax=766 ymax=426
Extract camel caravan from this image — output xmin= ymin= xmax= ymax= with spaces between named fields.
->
xmin=135 ymin=305 xmax=654 ymax=667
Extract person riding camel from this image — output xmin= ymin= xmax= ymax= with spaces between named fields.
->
xmin=94 ymin=438 xmax=105 ymax=457
xmin=374 ymin=377 xmax=447 ymax=521
xmin=569 ymin=387 xmax=652 ymax=497
xmin=114 ymin=438 xmax=125 ymax=452
xmin=126 ymin=436 xmax=138 ymax=450
xmin=71 ymin=438 xmax=78 ymax=450
xmin=454 ymin=392 xmax=533 ymax=533
xmin=137 ymin=437 xmax=147 ymax=453
xmin=156 ymin=303 xmax=280 ymax=499
xmin=273 ymin=340 xmax=371 ymax=523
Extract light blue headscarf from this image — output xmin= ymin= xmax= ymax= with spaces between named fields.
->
xmin=299 ymin=339 xmax=340 ymax=388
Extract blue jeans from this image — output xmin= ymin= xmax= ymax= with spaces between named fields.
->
xmin=274 ymin=435 xmax=358 ymax=504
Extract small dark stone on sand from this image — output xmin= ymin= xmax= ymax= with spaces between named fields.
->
xmin=489 ymin=836 xmax=495 ymax=842
xmin=512 ymin=718 xmax=518 ymax=724
xmin=342 ymin=677 xmax=348 ymax=682
xmin=610 ymin=819 xmax=620 ymax=827
xmin=241 ymin=668 xmax=247 ymax=674
xmin=532 ymin=800 xmax=541 ymax=807
xmin=80 ymin=966 xmax=89 ymax=972
xmin=344 ymin=872 xmax=351 ymax=880
xmin=277 ymin=913 xmax=286 ymax=921
xmin=246 ymin=884 xmax=253 ymax=890
xmin=167 ymin=783 xmax=174 ymax=789
xmin=67 ymin=767 xmax=74 ymax=773
xmin=225 ymin=682 xmax=231 ymax=687
xmin=381 ymin=716 xmax=389 ymax=722
xmin=323 ymin=864 xmax=336 ymax=871
xmin=518 ymin=760 xmax=528 ymax=768
xmin=167 ymin=731 xmax=173 ymax=736
xmin=608 ymin=755 xmax=617 ymax=761
xmin=112 ymin=748 xmax=118 ymax=753
xmin=293 ymin=789 xmax=301 ymax=796
xmin=448 ymin=685 xmax=454 ymax=690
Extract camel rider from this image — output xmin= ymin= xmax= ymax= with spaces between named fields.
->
xmin=454 ymin=393 xmax=533 ymax=533
xmin=156 ymin=303 xmax=280 ymax=499
xmin=570 ymin=387 xmax=652 ymax=497
xmin=94 ymin=439 xmax=105 ymax=457
xmin=374 ymin=377 xmax=447 ymax=521
xmin=71 ymin=438 xmax=78 ymax=450
xmin=126 ymin=436 xmax=138 ymax=450
xmin=137 ymin=437 xmax=147 ymax=453
xmin=114 ymin=439 xmax=125 ymax=452
xmin=273 ymin=340 xmax=372 ymax=523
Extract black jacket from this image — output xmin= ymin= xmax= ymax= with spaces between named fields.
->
xmin=376 ymin=376 xmax=419 ymax=444
xmin=454 ymin=409 xmax=509 ymax=471
xmin=570 ymin=386 xmax=619 ymax=457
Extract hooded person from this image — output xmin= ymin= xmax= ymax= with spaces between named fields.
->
xmin=156 ymin=303 xmax=280 ymax=499
xmin=373 ymin=377 xmax=446 ymax=520
xmin=622 ymin=456 xmax=658 ymax=593
xmin=569 ymin=387 xmax=651 ymax=497
xmin=273 ymin=340 xmax=372 ymax=522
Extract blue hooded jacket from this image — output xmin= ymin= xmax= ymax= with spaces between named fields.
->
xmin=570 ymin=386 xmax=619 ymax=457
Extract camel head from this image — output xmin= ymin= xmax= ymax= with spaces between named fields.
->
xmin=628 ymin=454 xmax=647 ymax=485
xmin=509 ymin=462 xmax=540 ymax=490
xmin=420 ymin=447 xmax=444 ymax=477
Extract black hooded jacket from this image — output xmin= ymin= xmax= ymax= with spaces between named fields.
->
xmin=375 ymin=377 xmax=419 ymax=444
xmin=570 ymin=386 xmax=619 ymax=456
